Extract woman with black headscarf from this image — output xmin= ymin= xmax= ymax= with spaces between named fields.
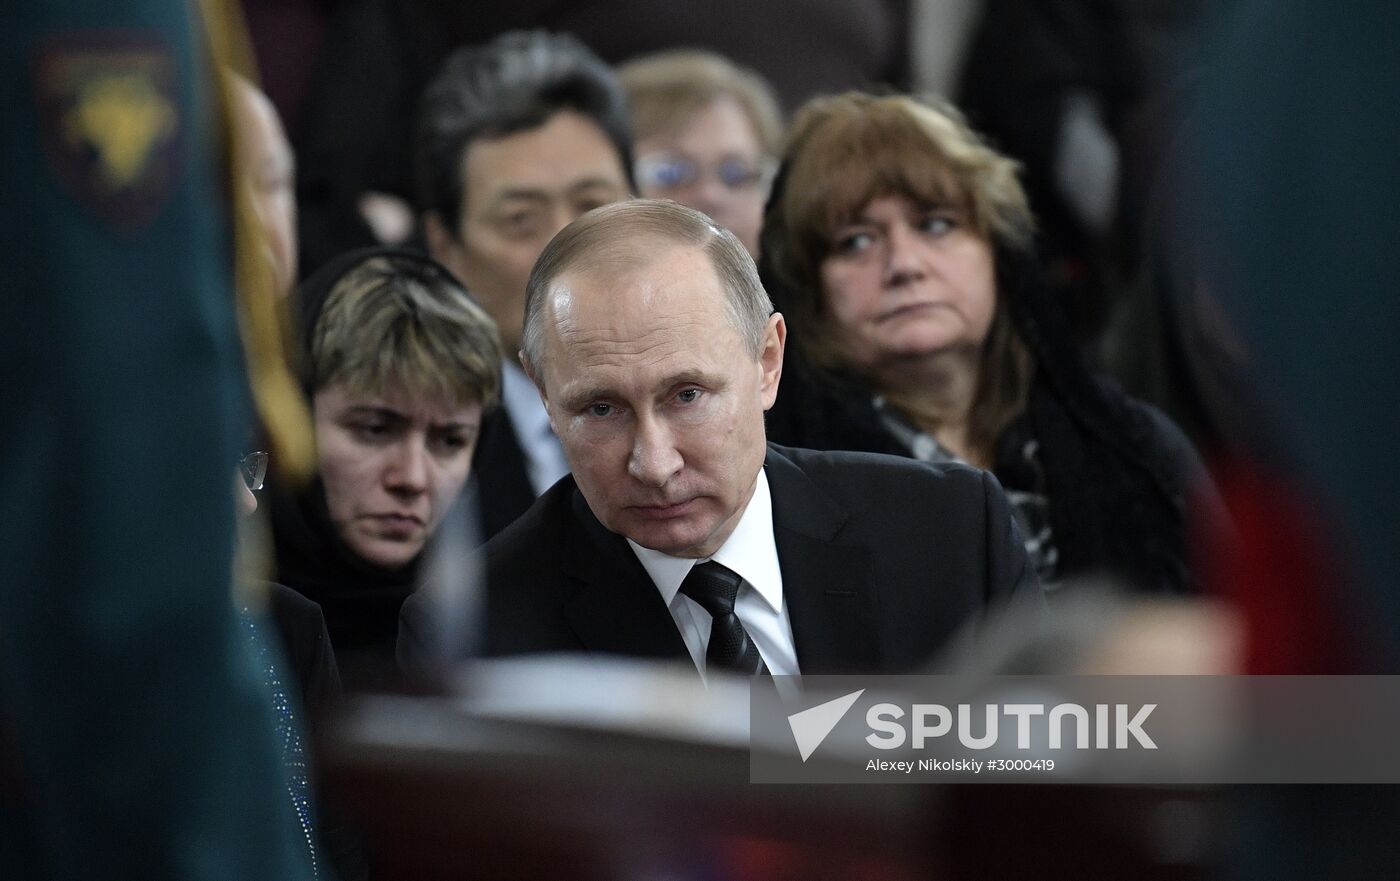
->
xmin=268 ymin=247 xmax=501 ymax=687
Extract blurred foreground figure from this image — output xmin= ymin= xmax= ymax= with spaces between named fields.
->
xmin=0 ymin=2 xmax=313 ymax=878
xmin=1190 ymin=2 xmax=1400 ymax=878
xmin=231 ymin=73 xmax=298 ymax=295
xmin=1194 ymin=0 xmax=1400 ymax=672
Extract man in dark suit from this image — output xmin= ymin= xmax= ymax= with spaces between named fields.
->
xmin=414 ymin=31 xmax=635 ymax=540
xmin=401 ymin=200 xmax=1040 ymax=679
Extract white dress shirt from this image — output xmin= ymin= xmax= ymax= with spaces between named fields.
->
xmin=628 ymin=469 xmax=800 ymax=687
xmin=499 ymin=359 xmax=570 ymax=495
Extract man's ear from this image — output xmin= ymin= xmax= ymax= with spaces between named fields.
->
xmin=520 ymin=349 xmax=563 ymax=437
xmin=520 ymin=349 xmax=551 ymax=407
xmin=520 ymin=349 xmax=541 ymax=393
xmin=759 ymin=312 xmax=786 ymax=410
xmin=422 ymin=212 xmax=456 ymax=264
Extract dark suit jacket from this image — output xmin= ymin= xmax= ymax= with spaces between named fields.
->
xmin=471 ymin=403 xmax=539 ymax=542
xmin=402 ymin=444 xmax=1042 ymax=676
xmin=263 ymin=583 xmax=341 ymax=720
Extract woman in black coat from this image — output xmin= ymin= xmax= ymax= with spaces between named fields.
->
xmin=268 ymin=248 xmax=502 ymax=686
xmin=760 ymin=92 xmax=1215 ymax=594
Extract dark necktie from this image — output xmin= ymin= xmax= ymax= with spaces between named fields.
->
xmin=678 ymin=561 xmax=768 ymax=676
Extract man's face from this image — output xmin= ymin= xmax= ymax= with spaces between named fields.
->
xmin=232 ymin=78 xmax=297 ymax=295
xmin=532 ymin=244 xmax=785 ymax=558
xmin=428 ymin=110 xmax=631 ymax=353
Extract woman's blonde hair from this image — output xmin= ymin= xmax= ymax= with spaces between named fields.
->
xmin=311 ymin=255 xmax=502 ymax=410
xmin=619 ymin=49 xmax=783 ymax=154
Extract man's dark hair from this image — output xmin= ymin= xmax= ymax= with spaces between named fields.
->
xmin=414 ymin=30 xmax=634 ymax=235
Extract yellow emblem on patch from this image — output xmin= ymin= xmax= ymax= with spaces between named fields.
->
xmin=64 ymin=72 xmax=177 ymax=191
xmin=35 ymin=34 xmax=182 ymax=234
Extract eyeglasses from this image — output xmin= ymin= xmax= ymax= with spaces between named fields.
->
xmin=634 ymin=153 xmax=777 ymax=193
xmin=239 ymin=451 xmax=269 ymax=492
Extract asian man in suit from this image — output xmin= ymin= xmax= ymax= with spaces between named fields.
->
xmin=400 ymin=199 xmax=1042 ymax=679
xmin=415 ymin=30 xmax=635 ymax=540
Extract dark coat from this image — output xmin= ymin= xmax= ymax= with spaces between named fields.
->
xmin=470 ymin=405 xmax=539 ymax=542
xmin=272 ymin=246 xmax=458 ymax=688
xmin=400 ymin=443 xmax=1042 ymax=676
xmin=263 ymin=582 xmax=341 ymax=718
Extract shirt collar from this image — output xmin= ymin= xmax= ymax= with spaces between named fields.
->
xmin=628 ymin=468 xmax=783 ymax=612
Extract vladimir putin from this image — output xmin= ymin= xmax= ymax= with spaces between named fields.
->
xmin=401 ymin=200 xmax=1042 ymax=678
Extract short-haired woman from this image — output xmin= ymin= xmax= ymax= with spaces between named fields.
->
xmin=268 ymin=248 xmax=501 ymax=685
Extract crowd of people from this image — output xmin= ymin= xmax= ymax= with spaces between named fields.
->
xmin=245 ymin=29 xmax=1223 ymax=693
xmin=210 ymin=30 xmax=1238 ymax=870
xmin=10 ymin=1 xmax=1400 ymax=878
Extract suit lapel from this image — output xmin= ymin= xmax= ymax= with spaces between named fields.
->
xmin=561 ymin=490 xmax=689 ymax=660
xmin=765 ymin=447 xmax=884 ymax=674
xmin=474 ymin=406 xmax=538 ymax=540
xmin=551 ymin=448 xmax=884 ymax=672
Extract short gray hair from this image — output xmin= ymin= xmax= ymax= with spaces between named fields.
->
xmin=520 ymin=199 xmax=773 ymax=374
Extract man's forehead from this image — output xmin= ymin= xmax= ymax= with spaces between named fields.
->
xmin=540 ymin=245 xmax=730 ymax=360
xmin=470 ymin=173 xmax=622 ymax=208
xmin=459 ymin=114 xmax=626 ymax=205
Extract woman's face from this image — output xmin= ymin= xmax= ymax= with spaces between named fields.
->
xmin=313 ymin=383 xmax=481 ymax=569
xmin=634 ymin=97 xmax=771 ymax=256
xmin=818 ymin=193 xmax=997 ymax=372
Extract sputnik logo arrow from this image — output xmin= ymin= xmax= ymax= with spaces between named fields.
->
xmin=787 ymin=689 xmax=865 ymax=761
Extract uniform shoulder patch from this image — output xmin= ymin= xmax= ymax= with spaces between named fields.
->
xmin=33 ymin=32 xmax=183 ymax=235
